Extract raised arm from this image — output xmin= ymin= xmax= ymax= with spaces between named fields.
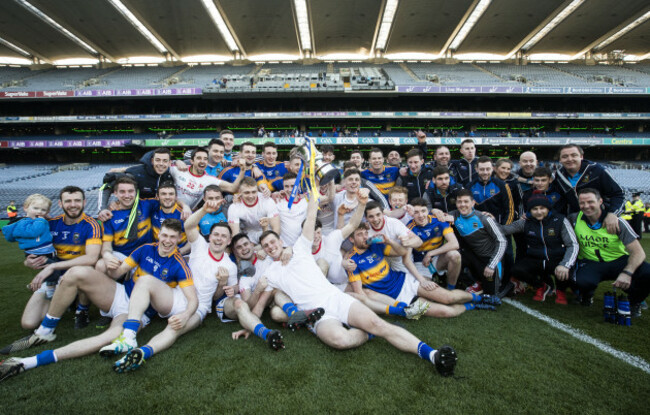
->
xmin=184 ymin=200 xmax=225 ymax=243
xmin=340 ymin=188 xmax=369 ymax=239
xmin=301 ymin=188 xmax=320 ymax=242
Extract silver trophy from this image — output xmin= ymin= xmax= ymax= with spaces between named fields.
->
xmin=291 ymin=141 xmax=340 ymax=185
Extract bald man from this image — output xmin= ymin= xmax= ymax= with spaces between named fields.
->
xmin=516 ymin=152 xmax=538 ymax=194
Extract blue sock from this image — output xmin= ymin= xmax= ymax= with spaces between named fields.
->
xmin=282 ymin=303 xmax=298 ymax=316
xmin=386 ymin=305 xmax=406 ymax=317
xmin=464 ymin=302 xmax=476 ymax=310
xmin=41 ymin=314 xmax=60 ymax=329
xmin=447 ymin=284 xmax=456 ymax=290
xmin=253 ymin=323 xmax=270 ymax=340
xmin=471 ymin=293 xmax=483 ymax=303
xmin=76 ymin=304 xmax=89 ymax=312
xmin=140 ymin=345 xmax=154 ymax=360
xmin=36 ymin=350 xmax=57 ymax=367
xmin=417 ymin=342 xmax=436 ymax=362
xmin=367 ymin=333 xmax=375 ymax=340
xmin=123 ymin=319 xmax=141 ymax=332
xmin=394 ymin=301 xmax=407 ymax=308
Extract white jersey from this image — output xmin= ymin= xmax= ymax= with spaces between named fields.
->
xmin=188 ymin=236 xmax=238 ymax=318
xmin=277 ymin=197 xmax=308 ymax=247
xmin=170 ymin=166 xmax=224 ymax=210
xmin=265 ymin=235 xmax=343 ymax=311
xmin=368 ymin=216 xmax=411 ymax=273
xmin=333 ymin=191 xmax=359 ymax=229
xmin=227 ymin=194 xmax=280 ymax=244
xmin=317 ymin=184 xmax=338 ymax=236
xmin=392 ymin=210 xmax=413 ymax=226
xmin=240 ymin=255 xmax=274 ymax=294
xmin=313 ymin=229 xmax=347 ymax=285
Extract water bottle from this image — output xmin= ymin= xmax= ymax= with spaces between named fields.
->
xmin=603 ymin=292 xmax=616 ymax=324
xmin=616 ymin=294 xmax=632 ymax=327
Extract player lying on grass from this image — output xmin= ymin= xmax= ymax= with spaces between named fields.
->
xmin=345 ymin=223 xmax=501 ymax=319
xmin=256 ymin=185 xmax=459 ymax=376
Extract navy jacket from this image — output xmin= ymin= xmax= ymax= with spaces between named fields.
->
xmin=554 ymin=160 xmax=624 ymax=216
xmin=450 ymin=158 xmax=478 ymax=186
xmin=468 ymin=176 xmax=515 ymax=225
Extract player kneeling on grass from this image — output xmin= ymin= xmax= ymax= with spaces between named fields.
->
xmin=500 ymin=194 xmax=578 ymax=304
xmin=98 ymin=219 xmax=198 ymax=371
xmin=346 ymin=223 xmax=500 ymax=320
xmin=258 ymin=186 xmax=458 ymax=377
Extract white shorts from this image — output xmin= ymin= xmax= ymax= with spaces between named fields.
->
xmin=414 ymin=257 xmax=446 ymax=278
xmin=158 ymin=286 xmax=188 ymax=319
xmin=215 ymin=296 xmax=238 ymax=323
xmin=395 ymin=274 xmax=421 ymax=304
xmin=313 ymin=292 xmax=358 ymax=332
xmin=100 ymin=283 xmax=150 ymax=326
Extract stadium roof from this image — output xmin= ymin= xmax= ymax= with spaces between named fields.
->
xmin=0 ymin=0 xmax=647 ymax=66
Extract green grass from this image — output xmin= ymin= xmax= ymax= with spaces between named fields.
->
xmin=0 ymin=237 xmax=649 ymax=414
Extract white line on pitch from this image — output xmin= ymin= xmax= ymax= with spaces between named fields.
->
xmin=503 ymin=298 xmax=650 ymax=375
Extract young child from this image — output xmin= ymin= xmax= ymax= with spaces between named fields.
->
xmin=3 ymin=194 xmax=58 ymax=296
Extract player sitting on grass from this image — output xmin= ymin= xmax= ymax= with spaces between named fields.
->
xmin=346 ymin=223 xmax=500 ymax=320
xmin=98 ymin=219 xmax=197 ymax=367
xmin=258 ymin=185 xmax=459 ymax=377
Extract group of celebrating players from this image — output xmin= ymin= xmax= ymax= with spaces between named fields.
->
xmin=1 ymin=128 xmax=649 ymax=382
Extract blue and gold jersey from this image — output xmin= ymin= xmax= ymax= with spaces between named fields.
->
xmin=347 ymin=243 xmax=405 ymax=298
xmin=407 ymin=216 xmax=453 ymax=262
xmin=255 ymin=161 xmax=287 ymax=192
xmin=124 ymin=243 xmax=193 ymax=295
xmin=49 ymin=213 xmax=102 ymax=260
xmin=218 ymin=165 xmax=267 ymax=189
xmin=102 ymin=199 xmax=157 ymax=256
xmin=151 ymin=202 xmax=187 ymax=247
xmin=361 ymin=166 xmax=400 ymax=196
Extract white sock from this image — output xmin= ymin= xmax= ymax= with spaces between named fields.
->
xmin=123 ymin=329 xmax=137 ymax=341
xmin=34 ymin=326 xmax=54 ymax=336
xmin=19 ymin=356 xmax=38 ymax=370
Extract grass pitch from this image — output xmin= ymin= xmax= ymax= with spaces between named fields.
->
xmin=0 ymin=237 xmax=649 ymax=414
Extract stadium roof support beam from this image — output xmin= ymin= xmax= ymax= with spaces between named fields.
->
xmin=572 ymin=9 xmax=650 ymax=60
xmin=0 ymin=35 xmax=52 ymax=64
xmin=292 ymin=0 xmax=313 ymax=58
xmin=201 ymin=0 xmax=244 ymax=59
xmin=440 ymin=0 xmax=492 ymax=57
xmin=15 ymin=0 xmax=119 ymax=62
xmin=504 ymin=0 xmax=585 ymax=59
xmin=107 ymin=0 xmax=181 ymax=61
xmin=371 ymin=0 xmax=399 ymax=55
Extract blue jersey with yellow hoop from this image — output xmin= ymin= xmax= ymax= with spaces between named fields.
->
xmin=123 ymin=243 xmax=193 ymax=295
xmin=49 ymin=213 xmax=102 ymax=260
xmin=150 ymin=201 xmax=187 ymax=248
xmin=347 ymin=243 xmax=405 ymax=298
xmin=361 ymin=166 xmax=400 ymax=197
xmin=102 ymin=199 xmax=157 ymax=256
xmin=407 ymin=216 xmax=453 ymax=262
xmin=255 ymin=161 xmax=287 ymax=192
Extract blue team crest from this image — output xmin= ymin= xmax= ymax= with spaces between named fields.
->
xmin=490 ymin=189 xmax=495 ymax=195
xmin=473 ymin=222 xmax=479 ymax=229
xmin=433 ymin=226 xmax=439 ymax=234
xmin=548 ymin=229 xmax=556 ymax=236
xmin=137 ymin=209 xmax=142 ymax=217
xmin=73 ymin=232 xmax=80 ymax=243
xmin=581 ymin=175 xmax=590 ymax=183
xmin=161 ymin=268 xmax=169 ymax=278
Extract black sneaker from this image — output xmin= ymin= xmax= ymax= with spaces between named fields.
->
xmin=473 ymin=303 xmax=497 ymax=311
xmin=266 ymin=330 xmax=285 ymax=351
xmin=74 ymin=310 xmax=90 ymax=329
xmin=581 ymin=295 xmax=594 ymax=307
xmin=631 ymin=302 xmax=642 ymax=318
xmin=286 ymin=308 xmax=325 ymax=331
xmin=95 ymin=316 xmax=112 ymax=329
xmin=0 ymin=358 xmax=25 ymax=382
xmin=480 ymin=294 xmax=502 ymax=306
xmin=434 ymin=345 xmax=457 ymax=377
